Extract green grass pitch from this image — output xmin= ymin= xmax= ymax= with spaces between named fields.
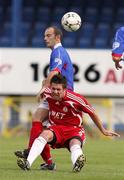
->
xmin=0 ymin=135 xmax=124 ymax=180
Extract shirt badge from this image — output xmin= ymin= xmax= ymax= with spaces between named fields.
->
xmin=63 ymin=106 xmax=68 ymax=112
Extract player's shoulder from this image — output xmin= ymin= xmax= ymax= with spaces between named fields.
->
xmin=66 ymin=90 xmax=86 ymax=102
xmin=117 ymin=26 xmax=124 ymax=35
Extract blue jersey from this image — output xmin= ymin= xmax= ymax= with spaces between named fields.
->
xmin=49 ymin=43 xmax=74 ymax=91
xmin=112 ymin=26 xmax=124 ymax=57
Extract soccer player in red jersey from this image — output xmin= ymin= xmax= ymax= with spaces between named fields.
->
xmin=15 ymin=26 xmax=74 ymax=170
xmin=17 ymin=74 xmax=120 ymax=172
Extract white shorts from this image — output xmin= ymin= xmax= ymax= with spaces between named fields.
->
xmin=37 ymin=99 xmax=50 ymax=127
xmin=38 ymin=99 xmax=49 ymax=110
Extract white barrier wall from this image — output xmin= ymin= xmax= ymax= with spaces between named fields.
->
xmin=0 ymin=48 xmax=124 ymax=96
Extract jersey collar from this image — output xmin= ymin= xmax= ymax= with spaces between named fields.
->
xmin=53 ymin=43 xmax=62 ymax=49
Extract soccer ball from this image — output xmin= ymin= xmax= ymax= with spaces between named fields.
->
xmin=61 ymin=12 xmax=81 ymax=32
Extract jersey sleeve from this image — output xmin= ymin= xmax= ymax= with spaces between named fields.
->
xmin=78 ymin=95 xmax=95 ymax=115
xmin=112 ymin=27 xmax=124 ymax=57
xmin=50 ymin=49 xmax=63 ymax=72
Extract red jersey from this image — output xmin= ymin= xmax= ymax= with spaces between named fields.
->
xmin=44 ymin=88 xmax=95 ymax=127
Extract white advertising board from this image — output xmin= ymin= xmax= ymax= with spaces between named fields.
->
xmin=0 ymin=48 xmax=124 ymax=96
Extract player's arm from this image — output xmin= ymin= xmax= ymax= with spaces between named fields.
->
xmin=112 ymin=53 xmax=122 ymax=70
xmin=112 ymin=27 xmax=124 ymax=70
xmin=37 ymin=70 xmax=59 ymax=101
xmin=79 ymin=95 xmax=120 ymax=137
xmin=89 ymin=111 xmax=120 ymax=137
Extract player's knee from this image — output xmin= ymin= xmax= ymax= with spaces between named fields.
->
xmin=69 ymin=138 xmax=82 ymax=148
xmin=40 ymin=129 xmax=54 ymax=142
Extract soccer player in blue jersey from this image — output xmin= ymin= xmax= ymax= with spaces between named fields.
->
xmin=15 ymin=26 xmax=74 ymax=170
xmin=112 ymin=26 xmax=124 ymax=70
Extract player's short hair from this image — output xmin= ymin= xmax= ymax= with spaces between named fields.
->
xmin=47 ymin=26 xmax=63 ymax=40
xmin=50 ymin=74 xmax=67 ymax=88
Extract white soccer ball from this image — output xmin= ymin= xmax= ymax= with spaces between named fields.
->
xmin=61 ymin=12 xmax=81 ymax=32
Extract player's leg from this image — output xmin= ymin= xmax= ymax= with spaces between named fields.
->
xmin=69 ymin=138 xmax=86 ymax=172
xmin=15 ymin=100 xmax=55 ymax=170
xmin=17 ymin=129 xmax=54 ymax=170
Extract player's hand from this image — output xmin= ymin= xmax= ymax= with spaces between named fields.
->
xmin=103 ymin=129 xmax=120 ymax=137
xmin=114 ymin=61 xmax=122 ymax=70
xmin=36 ymin=87 xmax=45 ymax=102
xmin=112 ymin=56 xmax=122 ymax=70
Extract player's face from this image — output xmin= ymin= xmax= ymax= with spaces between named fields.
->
xmin=44 ymin=28 xmax=58 ymax=49
xmin=51 ymin=83 xmax=65 ymax=101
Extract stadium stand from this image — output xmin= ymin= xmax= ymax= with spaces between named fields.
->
xmin=0 ymin=0 xmax=124 ymax=48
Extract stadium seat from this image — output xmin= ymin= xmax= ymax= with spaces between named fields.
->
xmin=96 ymin=23 xmax=110 ymax=38
xmin=63 ymin=37 xmax=76 ymax=48
xmin=116 ymin=8 xmax=124 ymax=23
xmin=23 ymin=0 xmax=37 ymax=7
xmin=52 ymin=7 xmax=66 ymax=22
xmin=79 ymin=22 xmax=94 ymax=39
xmin=78 ymin=37 xmax=92 ymax=48
xmin=22 ymin=7 xmax=34 ymax=22
xmin=39 ymin=0 xmax=53 ymax=7
xmin=34 ymin=22 xmax=47 ymax=35
xmin=85 ymin=7 xmax=98 ymax=23
xmin=36 ymin=7 xmax=51 ymax=22
xmin=31 ymin=36 xmax=45 ymax=47
xmin=102 ymin=0 xmax=115 ymax=8
xmin=18 ymin=37 xmax=28 ymax=47
xmin=0 ymin=7 xmax=4 ymax=23
xmin=100 ymin=7 xmax=113 ymax=23
xmin=94 ymin=37 xmax=108 ymax=48
xmin=70 ymin=0 xmax=84 ymax=6
xmin=3 ymin=22 xmax=12 ymax=36
xmin=55 ymin=0 xmax=69 ymax=8
xmin=0 ymin=36 xmax=12 ymax=47
xmin=68 ymin=7 xmax=82 ymax=16
xmin=86 ymin=0 xmax=99 ymax=8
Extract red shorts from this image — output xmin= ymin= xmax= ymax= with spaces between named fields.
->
xmin=49 ymin=125 xmax=86 ymax=149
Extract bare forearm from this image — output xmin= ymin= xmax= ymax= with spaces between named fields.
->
xmin=90 ymin=112 xmax=105 ymax=134
xmin=90 ymin=112 xmax=120 ymax=137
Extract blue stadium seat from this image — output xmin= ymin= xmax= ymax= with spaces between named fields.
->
xmin=85 ymin=7 xmax=98 ymax=23
xmin=68 ymin=7 xmax=82 ymax=16
xmin=20 ymin=22 xmax=31 ymax=36
xmin=116 ymin=8 xmax=124 ymax=23
xmin=52 ymin=7 xmax=66 ymax=22
xmin=49 ymin=21 xmax=61 ymax=29
xmin=0 ymin=36 xmax=12 ymax=47
xmin=100 ymin=7 xmax=113 ymax=23
xmin=36 ymin=7 xmax=50 ymax=22
xmin=64 ymin=31 xmax=78 ymax=39
xmin=78 ymin=37 xmax=92 ymax=48
xmin=80 ymin=22 xmax=94 ymax=39
xmin=34 ymin=22 xmax=47 ymax=36
xmin=86 ymin=0 xmax=99 ymax=8
xmin=23 ymin=0 xmax=37 ymax=7
xmin=31 ymin=36 xmax=45 ymax=47
xmin=5 ymin=6 xmax=12 ymax=21
xmin=39 ymin=0 xmax=53 ymax=7
xmin=94 ymin=37 xmax=108 ymax=48
xmin=63 ymin=37 xmax=76 ymax=48
xmin=22 ymin=7 xmax=34 ymax=22
xmin=96 ymin=23 xmax=110 ymax=38
xmin=3 ymin=22 xmax=12 ymax=36
xmin=70 ymin=0 xmax=84 ymax=7
xmin=0 ymin=7 xmax=4 ymax=23
xmin=55 ymin=0 xmax=69 ymax=8
xmin=102 ymin=0 xmax=115 ymax=8
xmin=18 ymin=37 xmax=28 ymax=47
